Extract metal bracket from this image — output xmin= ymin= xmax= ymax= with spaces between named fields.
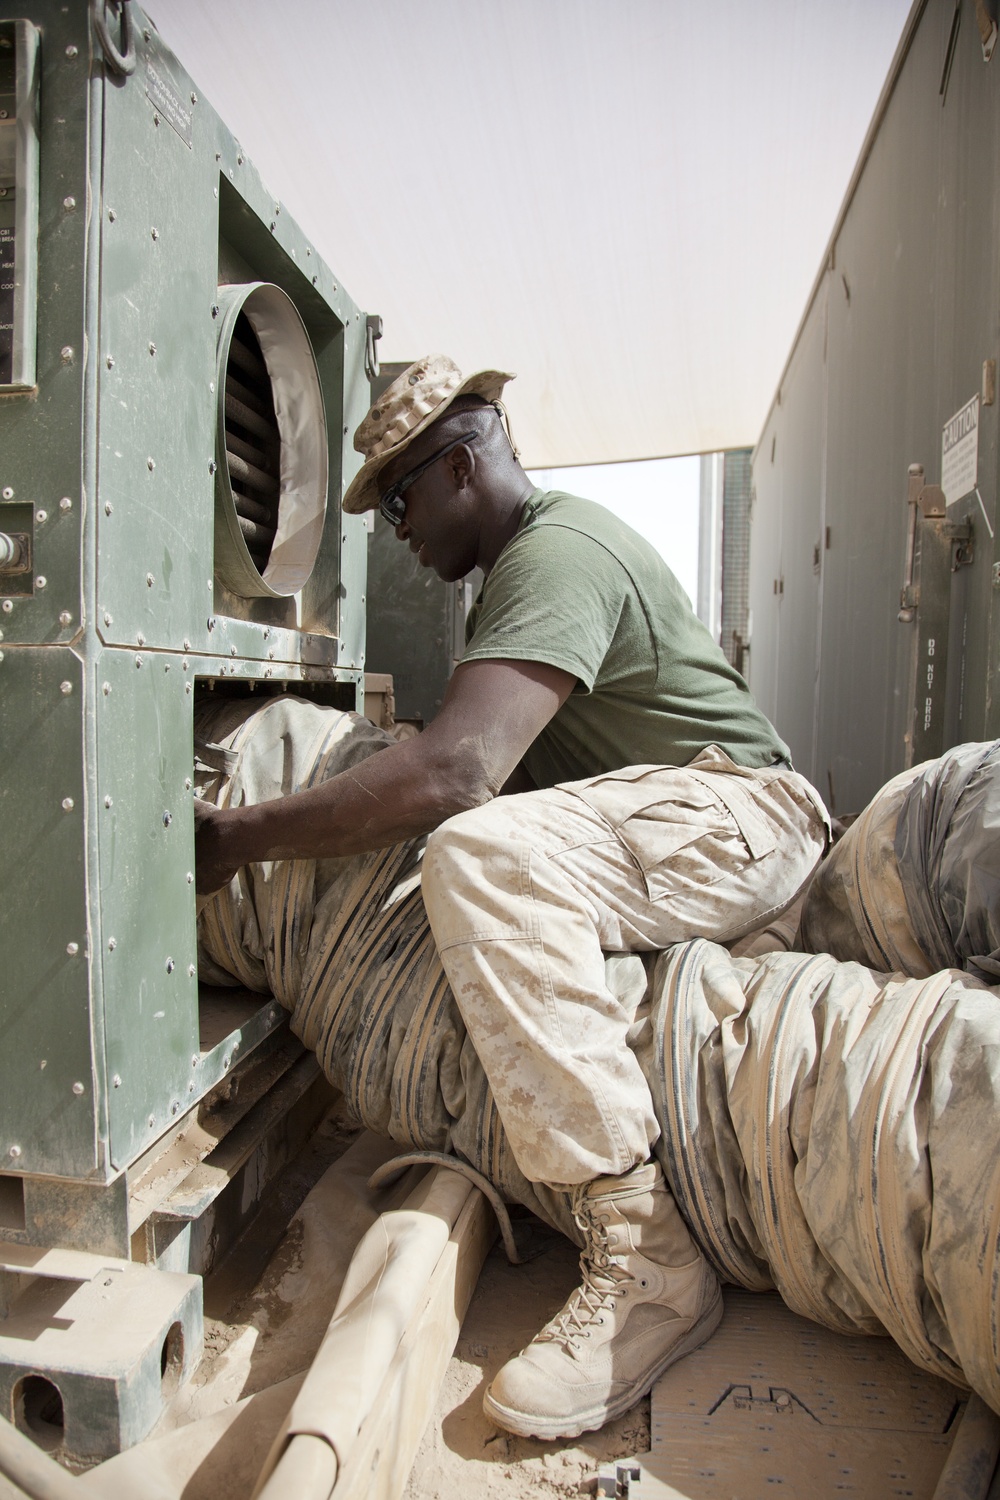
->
xmin=364 ymin=313 xmax=383 ymax=380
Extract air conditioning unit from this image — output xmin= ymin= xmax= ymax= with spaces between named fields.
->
xmin=0 ymin=0 xmax=371 ymax=1268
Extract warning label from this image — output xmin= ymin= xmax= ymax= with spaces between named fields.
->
xmin=941 ymin=394 xmax=979 ymax=506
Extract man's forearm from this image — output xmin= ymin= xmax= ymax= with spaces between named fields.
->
xmin=196 ymin=730 xmax=494 ymax=891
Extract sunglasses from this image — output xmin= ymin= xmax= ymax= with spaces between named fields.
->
xmin=378 ymin=429 xmax=480 ymax=526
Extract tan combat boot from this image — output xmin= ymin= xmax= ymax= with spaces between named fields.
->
xmin=482 ymin=1160 xmax=722 ymax=1440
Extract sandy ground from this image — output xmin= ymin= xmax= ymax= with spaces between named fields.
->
xmin=405 ymin=1224 xmax=651 ymax=1499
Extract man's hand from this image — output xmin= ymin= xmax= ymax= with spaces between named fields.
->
xmin=194 ymin=797 xmax=241 ymax=896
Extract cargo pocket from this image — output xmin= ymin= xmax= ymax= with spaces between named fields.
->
xmin=568 ymin=764 xmax=776 ymax=903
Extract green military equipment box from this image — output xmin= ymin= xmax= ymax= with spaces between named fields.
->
xmin=0 ymin=0 xmax=370 ymax=1257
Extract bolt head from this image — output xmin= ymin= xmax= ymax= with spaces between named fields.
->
xmin=107 ymin=935 xmax=116 ymax=948
xmin=105 ymin=501 xmax=113 ymax=515
xmin=188 ymin=963 xmax=196 ymax=978
xmin=112 ymin=1074 xmax=121 ymax=1088
xmin=60 ymin=346 xmax=73 ymax=362
xmin=165 ymin=957 xmax=175 ymax=973
xmin=59 ymin=680 xmax=72 ymax=695
xmin=1 ymin=487 xmax=12 ymax=499
xmin=104 ymin=796 xmax=112 ymax=809
xmin=1 ymin=601 xmax=12 ymax=614
xmin=72 ymin=1081 xmax=84 ymax=1095
xmin=106 ymin=354 xmax=114 ymax=368
xmin=163 ymin=810 xmax=172 ymax=827
xmin=186 ymin=871 xmax=194 ymax=883
xmin=66 ymin=941 xmax=79 ymax=955
xmin=61 ymin=797 xmax=74 ymax=811
xmin=102 ymin=681 xmax=111 ymax=695
xmin=8 ymin=1145 xmax=20 ymax=1159
xmin=108 ymin=208 xmax=116 ymax=222
xmin=146 ymin=573 xmax=155 ymax=587
xmin=209 ymin=459 xmax=218 ymax=475
xmin=136 ymin=632 xmax=145 ymax=646
xmin=148 ymin=342 xmax=156 ymax=356
xmin=151 ymin=226 xmax=159 ymax=240
xmin=63 ymin=195 xmax=76 ymax=211
xmin=65 ymin=43 xmax=78 ymax=57
xmin=59 ymin=611 xmax=72 ymax=626
xmin=147 ymin=457 xmax=155 ymax=471
xmin=36 ymin=509 xmax=47 ymax=524
xmin=35 ymin=575 xmax=46 ymax=589
xmin=59 ymin=496 xmax=72 ymax=512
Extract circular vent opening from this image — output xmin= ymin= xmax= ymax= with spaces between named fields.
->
xmin=214 ymin=282 xmax=329 ymax=598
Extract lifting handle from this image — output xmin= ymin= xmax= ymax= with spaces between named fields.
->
xmin=91 ymin=0 xmax=135 ymax=77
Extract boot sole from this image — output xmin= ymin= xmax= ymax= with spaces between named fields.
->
xmin=482 ymin=1288 xmax=724 ymax=1442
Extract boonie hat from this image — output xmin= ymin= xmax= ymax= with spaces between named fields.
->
xmin=342 ymin=354 xmax=515 ymax=515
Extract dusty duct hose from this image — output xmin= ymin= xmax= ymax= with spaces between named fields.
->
xmin=800 ymin=741 xmax=1000 ymax=980
xmin=198 ymin=700 xmax=1000 ymax=1413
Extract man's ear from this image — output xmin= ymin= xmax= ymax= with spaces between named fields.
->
xmin=445 ymin=439 xmax=476 ymax=490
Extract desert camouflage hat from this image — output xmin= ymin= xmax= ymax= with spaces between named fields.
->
xmin=342 ymin=354 xmax=515 ymax=515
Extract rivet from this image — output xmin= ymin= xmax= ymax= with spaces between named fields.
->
xmin=105 ymin=501 xmax=113 ymax=515
xmin=151 ymin=226 xmax=159 ymax=240
xmin=230 ymin=644 xmax=237 ymax=657
xmin=107 ymin=208 xmax=116 ymax=222
xmin=143 ymin=27 xmax=151 ymax=40
xmin=35 ymin=575 xmax=46 ymax=589
xmin=263 ymin=626 xmax=270 ymax=638
xmin=209 ymin=380 xmax=215 ymax=393
xmin=65 ymin=43 xmax=78 ymax=56
xmin=148 ymin=342 xmax=156 ymax=356
xmin=269 ymin=221 xmax=276 ymax=232
xmin=147 ymin=457 xmax=155 ymax=471
xmin=185 ymin=682 xmax=192 ymax=694
xmin=104 ymin=795 xmax=112 ymax=809
xmin=207 ymin=617 xmax=215 ymax=631
xmin=188 ymin=963 xmax=196 ymax=977
xmin=188 ymin=1081 xmax=195 ymax=1092
xmin=183 ymin=638 xmax=191 ymax=652
xmin=152 ymin=113 xmax=160 ymax=126
xmin=165 ymin=957 xmax=175 ymax=973
xmin=211 ymin=304 xmax=219 ymax=319
xmin=102 ymin=681 xmax=111 ymax=695
xmin=312 ymin=275 xmax=317 ymax=286
xmin=66 ymin=941 xmax=79 ymax=955
xmin=107 ymin=935 xmax=116 ymax=948
xmin=1 ymin=601 xmax=11 ymax=614
xmin=59 ymin=611 xmax=72 ymax=627
xmin=112 ymin=1074 xmax=121 ymax=1088
xmin=1 ymin=486 xmax=12 ymax=499
xmin=208 ymin=459 xmax=217 ymax=475
xmin=106 ymin=353 xmax=116 ymax=369
xmin=162 ymin=810 xmax=172 ymax=827
xmin=170 ymin=1100 xmax=179 ymax=1115
xmin=36 ymin=508 xmax=47 ymax=524
xmin=59 ymin=680 xmax=72 ymax=695
xmin=184 ymin=777 xmax=192 ymax=790
xmin=190 ymin=91 xmax=198 ymax=104
xmin=61 ymin=797 xmax=74 ymax=811
xmin=103 ymin=611 xmax=112 ymax=625
xmin=148 ymin=1114 xmax=155 ymax=1128
xmin=186 ymin=871 xmax=194 ymax=883
xmin=136 ymin=632 xmax=145 ymax=646
xmin=264 ymin=666 xmax=272 ymax=678
xmin=135 ymin=654 xmax=143 ymax=668
xmin=63 ymin=195 xmax=76 ymax=212
xmin=8 ymin=1145 xmax=20 ymax=1159
xmin=59 ymin=496 xmax=72 ymax=511
xmin=60 ymin=346 xmax=73 ymax=362
xmin=268 ymin=649 xmax=274 ymax=660
xmin=237 ymin=154 xmax=243 ymax=165
xmin=146 ymin=572 xmax=154 ymax=587
xmin=72 ymin=1081 xmax=84 ymax=1095
xmin=0 ymin=650 xmax=4 ymax=662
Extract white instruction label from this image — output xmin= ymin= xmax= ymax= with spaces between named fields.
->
xmin=942 ymin=394 xmax=979 ymax=506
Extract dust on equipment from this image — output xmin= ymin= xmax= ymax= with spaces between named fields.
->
xmin=0 ymin=0 xmax=374 ymax=1460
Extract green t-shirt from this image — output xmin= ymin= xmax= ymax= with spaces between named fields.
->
xmin=462 ymin=489 xmax=788 ymax=789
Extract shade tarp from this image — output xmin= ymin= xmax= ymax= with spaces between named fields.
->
xmin=151 ymin=0 xmax=912 ymax=468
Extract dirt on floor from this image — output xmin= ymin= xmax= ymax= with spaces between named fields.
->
xmin=405 ymin=1223 xmax=651 ymax=1499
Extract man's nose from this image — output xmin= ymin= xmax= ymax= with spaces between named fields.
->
xmin=394 ymin=518 xmax=412 ymax=542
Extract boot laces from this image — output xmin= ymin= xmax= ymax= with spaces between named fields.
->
xmin=538 ymin=1204 xmax=633 ymax=1351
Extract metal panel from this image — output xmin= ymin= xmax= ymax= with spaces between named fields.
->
xmin=751 ymin=0 xmax=1000 ymax=814
xmin=0 ymin=646 xmax=97 ymax=1176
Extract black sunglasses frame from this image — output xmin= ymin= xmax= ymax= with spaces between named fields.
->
xmin=378 ymin=429 xmax=480 ymax=526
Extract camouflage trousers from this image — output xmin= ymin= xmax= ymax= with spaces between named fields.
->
xmin=421 ymin=745 xmax=830 ymax=1188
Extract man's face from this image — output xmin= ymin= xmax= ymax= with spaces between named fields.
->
xmin=379 ymin=434 xmax=480 ymax=583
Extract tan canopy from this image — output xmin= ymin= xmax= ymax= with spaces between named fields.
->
xmin=153 ymin=0 xmax=911 ymax=468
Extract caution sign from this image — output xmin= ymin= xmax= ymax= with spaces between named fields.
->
xmin=941 ymin=395 xmax=979 ymax=506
